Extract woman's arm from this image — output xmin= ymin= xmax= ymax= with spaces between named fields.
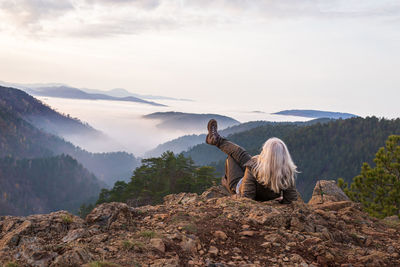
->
xmin=281 ymin=187 xmax=298 ymax=204
xmin=239 ymin=169 xmax=257 ymax=200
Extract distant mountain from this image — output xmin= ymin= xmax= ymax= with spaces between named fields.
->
xmin=273 ymin=109 xmax=358 ymax=119
xmin=144 ymin=119 xmax=333 ymax=157
xmin=183 ymin=116 xmax=400 ymax=201
xmin=0 ymin=80 xmax=191 ymax=102
xmin=0 ymin=155 xmax=102 ymax=216
xmin=143 ymin=112 xmax=240 ymax=132
xmin=0 ymin=85 xmax=124 ymax=157
xmin=0 ymin=86 xmax=140 ymax=186
xmin=25 ymin=86 xmax=166 ymax=107
xmin=0 ymin=80 xmax=66 ymax=89
xmin=0 ymin=85 xmax=100 ymax=137
xmin=83 ymin=87 xmax=192 ymax=101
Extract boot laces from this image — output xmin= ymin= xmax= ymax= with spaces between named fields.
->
xmin=211 ymin=125 xmax=217 ymax=136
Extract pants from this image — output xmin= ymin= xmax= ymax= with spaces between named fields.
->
xmin=219 ymin=140 xmax=252 ymax=194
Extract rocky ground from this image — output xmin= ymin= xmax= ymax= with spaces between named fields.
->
xmin=0 ymin=181 xmax=399 ymax=267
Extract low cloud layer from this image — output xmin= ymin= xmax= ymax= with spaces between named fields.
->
xmin=0 ymin=0 xmax=399 ymax=38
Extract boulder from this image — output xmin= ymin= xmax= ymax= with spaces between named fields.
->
xmin=0 ymin=220 xmax=31 ymax=249
xmin=201 ymin=185 xmax=230 ymax=199
xmin=18 ymin=237 xmax=58 ymax=267
xmin=86 ymin=202 xmax=136 ymax=229
xmin=51 ymin=247 xmax=93 ymax=267
xmin=308 ymin=180 xmax=350 ymax=205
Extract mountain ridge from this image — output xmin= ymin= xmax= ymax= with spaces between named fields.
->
xmin=143 ymin=111 xmax=240 ymax=132
xmin=27 ymin=86 xmax=166 ymax=107
xmin=144 ymin=118 xmax=333 ymax=158
xmin=0 ymin=86 xmax=140 ymax=185
xmin=0 ymin=85 xmax=102 ymax=139
xmin=274 ymin=109 xmax=358 ymax=119
xmin=183 ymin=116 xmax=400 ymax=200
xmin=83 ymin=87 xmax=192 ymax=102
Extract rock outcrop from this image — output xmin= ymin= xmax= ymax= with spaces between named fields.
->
xmin=0 ymin=184 xmax=399 ymax=267
xmin=308 ymin=180 xmax=350 ymax=205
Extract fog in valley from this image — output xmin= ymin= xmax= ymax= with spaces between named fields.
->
xmin=37 ymin=96 xmax=311 ymax=156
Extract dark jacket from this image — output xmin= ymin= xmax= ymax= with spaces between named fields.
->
xmin=238 ymin=157 xmax=298 ymax=203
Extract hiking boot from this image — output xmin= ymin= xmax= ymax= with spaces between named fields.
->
xmin=206 ymin=119 xmax=221 ymax=146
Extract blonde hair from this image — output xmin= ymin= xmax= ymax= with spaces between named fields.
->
xmin=254 ymin=137 xmax=297 ymax=194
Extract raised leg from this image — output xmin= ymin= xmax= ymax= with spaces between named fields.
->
xmin=218 ymin=139 xmax=252 ymax=169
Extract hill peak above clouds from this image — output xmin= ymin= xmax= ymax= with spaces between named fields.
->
xmin=1 ymin=181 xmax=399 ymax=266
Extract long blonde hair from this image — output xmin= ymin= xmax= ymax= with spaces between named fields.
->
xmin=253 ymin=137 xmax=297 ymax=194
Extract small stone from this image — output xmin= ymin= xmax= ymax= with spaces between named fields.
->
xmin=214 ymin=231 xmax=227 ymax=240
xmin=365 ymin=238 xmax=372 ymax=246
xmin=290 ymin=253 xmax=304 ymax=263
xmin=209 ymin=246 xmax=219 ymax=256
xmin=94 ymin=247 xmax=106 ymax=254
xmin=302 ymin=237 xmax=322 ymax=246
xmin=180 ymin=236 xmax=197 ymax=254
xmin=264 ymin=233 xmax=281 ymax=243
xmin=150 ymin=238 xmax=165 ymax=253
xmin=325 ymin=252 xmax=335 ymax=261
xmin=233 ymin=247 xmax=241 ymax=253
xmin=242 ymin=224 xmax=250 ymax=229
xmin=261 ymin=242 xmax=271 ymax=248
xmin=387 ymin=246 xmax=395 ymax=254
xmin=240 ymin=231 xmax=255 ymax=237
xmin=283 ymin=257 xmax=289 ymax=262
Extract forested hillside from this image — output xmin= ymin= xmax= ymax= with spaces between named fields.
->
xmin=0 ymin=86 xmax=139 ymax=185
xmin=145 ymin=119 xmax=332 ymax=157
xmin=0 ymin=85 xmax=125 ymax=152
xmin=0 ymin=155 xmax=102 ymax=216
xmin=0 ymin=86 xmax=141 ymax=215
xmin=0 ymin=85 xmax=99 ymax=138
xmin=273 ymin=109 xmax=357 ymax=119
xmin=184 ymin=117 xmax=400 ymax=200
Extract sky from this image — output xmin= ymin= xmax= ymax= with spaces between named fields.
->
xmin=0 ymin=0 xmax=399 ymax=118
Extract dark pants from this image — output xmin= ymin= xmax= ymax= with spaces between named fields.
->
xmin=219 ymin=140 xmax=252 ymax=194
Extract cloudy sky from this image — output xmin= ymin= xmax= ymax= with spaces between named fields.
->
xmin=1 ymin=0 xmax=399 ymax=117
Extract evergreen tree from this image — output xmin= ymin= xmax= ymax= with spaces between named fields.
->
xmin=339 ymin=135 xmax=400 ymax=218
xmin=96 ymin=151 xmax=218 ymax=206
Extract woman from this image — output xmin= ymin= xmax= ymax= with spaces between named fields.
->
xmin=206 ymin=119 xmax=298 ymax=203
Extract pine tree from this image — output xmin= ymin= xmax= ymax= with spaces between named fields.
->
xmin=339 ymin=135 xmax=400 ymax=218
xmin=96 ymin=151 xmax=218 ymax=206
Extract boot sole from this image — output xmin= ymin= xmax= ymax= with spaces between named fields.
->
xmin=207 ymin=119 xmax=217 ymax=132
